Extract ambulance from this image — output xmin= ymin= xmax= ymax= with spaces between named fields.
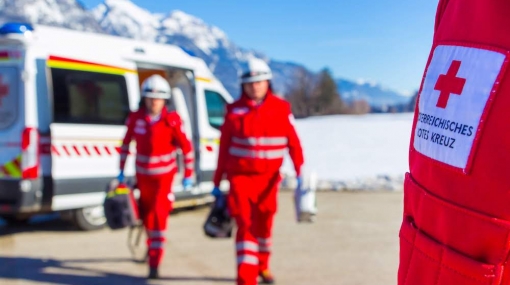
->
xmin=0 ymin=22 xmax=233 ymax=230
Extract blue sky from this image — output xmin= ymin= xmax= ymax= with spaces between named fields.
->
xmin=81 ymin=0 xmax=438 ymax=95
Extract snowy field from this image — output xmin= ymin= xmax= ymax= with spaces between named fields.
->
xmin=281 ymin=113 xmax=415 ymax=191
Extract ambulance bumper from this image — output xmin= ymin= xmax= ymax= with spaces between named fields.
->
xmin=0 ymin=179 xmax=43 ymax=214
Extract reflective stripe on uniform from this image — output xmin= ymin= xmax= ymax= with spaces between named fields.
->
xmin=149 ymin=241 xmax=165 ymax=249
xmin=257 ymin=237 xmax=272 ymax=253
xmin=236 ymin=241 xmax=259 ymax=252
xmin=184 ymin=152 xmax=194 ymax=169
xmin=259 ymin=245 xmax=271 ymax=252
xmin=229 ymin=147 xmax=286 ymax=159
xmin=148 ymin=230 xmax=165 ymax=238
xmin=232 ymin=136 xmax=288 ymax=146
xmin=237 ymin=254 xmax=259 ymax=265
xmin=136 ymin=152 xmax=176 ymax=164
xmin=136 ymin=164 xmax=176 ymax=175
xmin=257 ymin=237 xmax=271 ymax=244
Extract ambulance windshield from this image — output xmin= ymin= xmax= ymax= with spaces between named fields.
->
xmin=0 ymin=66 xmax=18 ymax=130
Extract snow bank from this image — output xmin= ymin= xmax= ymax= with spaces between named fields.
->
xmin=280 ymin=113 xmax=415 ymax=191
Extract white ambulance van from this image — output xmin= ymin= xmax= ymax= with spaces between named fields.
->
xmin=0 ymin=22 xmax=233 ymax=230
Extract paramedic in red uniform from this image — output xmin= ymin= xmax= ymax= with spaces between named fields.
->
xmin=118 ymin=74 xmax=194 ymax=279
xmin=399 ymin=1 xmax=510 ymax=284
xmin=212 ymin=58 xmax=304 ymax=285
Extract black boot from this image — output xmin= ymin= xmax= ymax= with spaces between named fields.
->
xmin=148 ymin=267 xmax=159 ymax=279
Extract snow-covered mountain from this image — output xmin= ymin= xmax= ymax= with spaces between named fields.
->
xmin=91 ymin=0 xmax=298 ymax=98
xmin=0 ymin=0 xmax=411 ymax=108
xmin=337 ymin=79 xmax=411 ymax=109
xmin=0 ymin=0 xmax=104 ymax=33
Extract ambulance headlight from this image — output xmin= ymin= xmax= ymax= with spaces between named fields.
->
xmin=0 ymin=22 xmax=34 ymax=36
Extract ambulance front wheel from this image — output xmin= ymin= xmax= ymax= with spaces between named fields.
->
xmin=73 ymin=205 xmax=107 ymax=231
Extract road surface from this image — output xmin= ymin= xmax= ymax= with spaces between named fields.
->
xmin=0 ymin=191 xmax=403 ymax=285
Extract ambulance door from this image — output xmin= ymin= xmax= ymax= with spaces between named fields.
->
xmin=47 ymin=56 xmax=138 ymax=230
xmin=135 ymin=67 xmax=198 ymax=195
xmin=195 ymin=79 xmax=232 ymax=192
xmin=168 ymin=69 xmax=199 ymax=194
xmin=0 ymin=51 xmax=25 ymax=214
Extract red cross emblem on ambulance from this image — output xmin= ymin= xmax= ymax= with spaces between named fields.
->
xmin=414 ymin=44 xmax=507 ymax=171
xmin=0 ymin=75 xmax=9 ymax=106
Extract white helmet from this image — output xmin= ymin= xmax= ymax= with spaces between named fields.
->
xmin=141 ymin=74 xmax=171 ymax=99
xmin=241 ymin=58 xmax=273 ymax=83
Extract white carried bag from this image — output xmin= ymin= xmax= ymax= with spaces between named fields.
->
xmin=294 ymin=171 xmax=318 ymax=223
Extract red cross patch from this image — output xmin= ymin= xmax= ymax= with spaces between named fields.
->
xmin=413 ymin=44 xmax=508 ymax=172
xmin=434 ymin=60 xmax=466 ymax=109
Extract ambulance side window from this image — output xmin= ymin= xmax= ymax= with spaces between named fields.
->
xmin=0 ymin=67 xmax=18 ymax=130
xmin=51 ymin=69 xmax=129 ymax=125
xmin=204 ymin=90 xmax=227 ymax=130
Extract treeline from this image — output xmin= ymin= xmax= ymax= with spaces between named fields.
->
xmin=371 ymin=91 xmax=418 ymax=113
xmin=284 ymin=67 xmax=419 ymax=117
xmin=285 ymin=68 xmax=372 ymax=118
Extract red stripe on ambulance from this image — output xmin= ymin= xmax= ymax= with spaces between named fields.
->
xmin=72 ymin=145 xmax=81 ymax=156
xmin=51 ymin=146 xmax=61 ymax=156
xmin=83 ymin=146 xmax=92 ymax=156
xmin=48 ymin=144 xmax=123 ymax=157
xmin=62 ymin=146 xmax=71 ymax=156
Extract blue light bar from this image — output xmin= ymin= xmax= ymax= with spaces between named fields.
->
xmin=180 ymin=46 xmax=196 ymax=57
xmin=0 ymin=22 xmax=34 ymax=35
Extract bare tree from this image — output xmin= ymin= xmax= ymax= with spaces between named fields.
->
xmin=286 ymin=67 xmax=348 ymax=117
xmin=286 ymin=67 xmax=315 ymax=118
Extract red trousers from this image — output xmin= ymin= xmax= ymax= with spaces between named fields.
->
xmin=137 ymin=173 xmax=174 ymax=268
xmin=228 ymin=172 xmax=281 ymax=285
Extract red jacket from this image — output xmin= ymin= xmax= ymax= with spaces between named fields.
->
xmin=399 ymin=1 xmax=510 ymax=284
xmin=120 ymin=108 xmax=194 ymax=178
xmin=213 ymin=91 xmax=304 ymax=187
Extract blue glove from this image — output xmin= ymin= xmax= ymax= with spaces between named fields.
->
xmin=211 ymin=186 xmax=223 ymax=198
xmin=296 ymin=176 xmax=303 ymax=191
xmin=117 ymin=171 xmax=125 ymax=183
xmin=183 ymin=177 xmax=193 ymax=190
xmin=212 ymin=187 xmax=226 ymax=209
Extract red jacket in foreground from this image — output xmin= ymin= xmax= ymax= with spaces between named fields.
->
xmin=399 ymin=1 xmax=510 ymax=284
xmin=120 ymin=108 xmax=194 ymax=178
xmin=213 ymin=91 xmax=304 ymax=186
